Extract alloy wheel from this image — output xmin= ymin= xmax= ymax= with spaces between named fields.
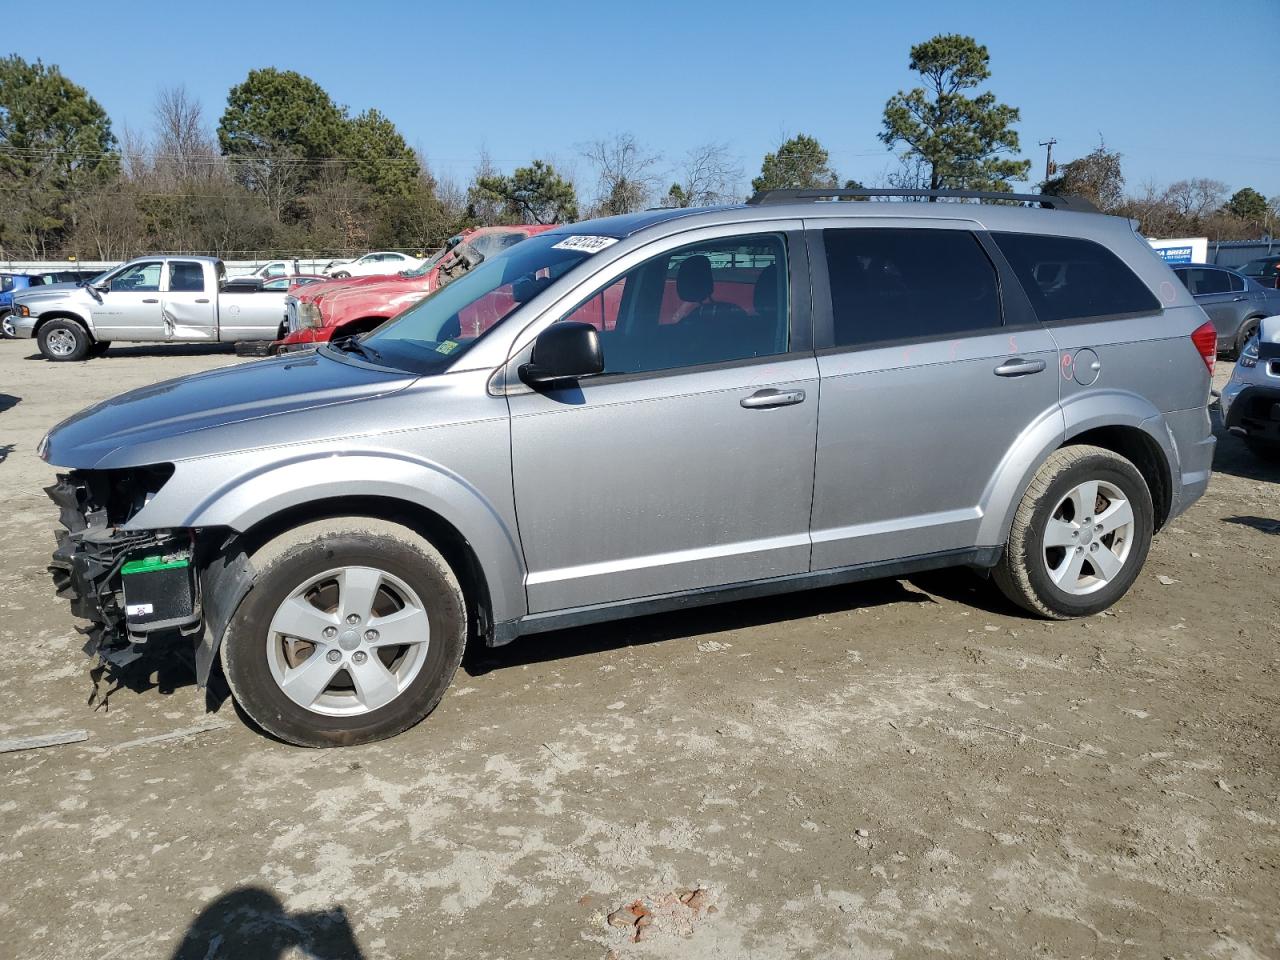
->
xmin=1041 ymin=480 xmax=1135 ymax=596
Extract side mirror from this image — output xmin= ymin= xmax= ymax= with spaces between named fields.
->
xmin=520 ymin=321 xmax=604 ymax=386
xmin=95 ymin=282 xmax=110 ymax=292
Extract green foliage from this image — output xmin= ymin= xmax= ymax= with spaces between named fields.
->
xmin=343 ymin=108 xmax=417 ymax=202
xmin=0 ymin=55 xmax=117 ymax=256
xmin=879 ymin=34 xmax=1030 ymax=192
xmin=217 ymin=68 xmax=346 ymax=167
xmin=1226 ymin=187 xmax=1268 ymax=224
xmin=751 ymin=134 xmax=838 ymax=194
xmin=1042 ymin=143 xmax=1124 ymax=211
xmin=470 ymin=160 xmax=578 ymax=224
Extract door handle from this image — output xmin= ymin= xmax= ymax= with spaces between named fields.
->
xmin=741 ymin=388 xmax=806 ymax=409
xmin=195 ymin=298 xmax=210 ymax=303
xmin=994 ymin=357 xmax=1046 ymax=377
xmin=142 ymin=298 xmax=159 ymax=303
xmin=1232 ymin=296 xmax=1247 ymax=302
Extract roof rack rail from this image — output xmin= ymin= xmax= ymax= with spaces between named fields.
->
xmin=745 ymin=188 xmax=1100 ymax=214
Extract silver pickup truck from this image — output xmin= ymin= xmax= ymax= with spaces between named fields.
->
xmin=10 ymin=256 xmax=290 ymax=361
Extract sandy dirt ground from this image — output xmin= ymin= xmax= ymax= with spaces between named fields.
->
xmin=0 ymin=338 xmax=1277 ymax=960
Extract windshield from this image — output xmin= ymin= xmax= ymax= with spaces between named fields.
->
xmin=402 ymin=237 xmax=461 ymax=277
xmin=353 ymin=233 xmax=597 ymax=375
xmin=1238 ymin=258 xmax=1278 ymax=277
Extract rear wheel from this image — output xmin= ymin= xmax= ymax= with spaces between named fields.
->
xmin=37 ymin=319 xmax=92 ymax=361
xmin=994 ymin=445 xmax=1154 ymax=618
xmin=333 ymin=271 xmax=351 ymax=279
xmin=220 ymin=518 xmax=467 ymax=747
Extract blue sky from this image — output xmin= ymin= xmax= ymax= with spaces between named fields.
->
xmin=10 ymin=0 xmax=1280 ymax=199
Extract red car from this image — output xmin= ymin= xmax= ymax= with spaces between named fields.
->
xmin=276 ymin=225 xmax=554 ymax=351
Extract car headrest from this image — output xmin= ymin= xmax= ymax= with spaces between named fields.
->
xmin=754 ymin=264 xmax=778 ymax=315
xmin=676 ymin=255 xmax=714 ymax=303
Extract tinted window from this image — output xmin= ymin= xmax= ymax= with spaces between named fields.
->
xmin=167 ymin=262 xmax=205 ymax=292
xmin=1 ymin=276 xmax=11 ymax=293
xmin=993 ymin=233 xmax=1159 ymax=321
xmin=559 ymin=233 xmax=789 ymax=375
xmin=1179 ymin=267 xmax=1231 ymax=297
xmin=823 ymin=228 xmax=1000 ymax=348
xmin=1227 ymin=271 xmax=1245 ymax=292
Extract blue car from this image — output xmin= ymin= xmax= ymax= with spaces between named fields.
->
xmin=2 ymin=270 xmax=102 ymax=336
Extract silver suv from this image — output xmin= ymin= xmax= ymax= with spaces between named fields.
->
xmin=40 ymin=189 xmax=1218 ymax=747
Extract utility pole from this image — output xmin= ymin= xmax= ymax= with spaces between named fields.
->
xmin=1039 ymin=139 xmax=1058 ymax=184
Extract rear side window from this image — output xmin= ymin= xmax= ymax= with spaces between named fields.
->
xmin=993 ymin=233 xmax=1159 ymax=322
xmin=1178 ymin=267 xmax=1231 ymax=296
xmin=823 ymin=227 xmax=1001 ymax=348
xmin=167 ymin=262 xmax=205 ymax=292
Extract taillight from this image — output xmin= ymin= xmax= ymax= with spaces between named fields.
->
xmin=1190 ymin=321 xmax=1216 ymax=375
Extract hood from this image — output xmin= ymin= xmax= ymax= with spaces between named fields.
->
xmin=42 ymin=350 xmax=418 ymax=470
xmin=15 ymin=283 xmax=92 ymax=307
xmin=323 ymin=273 xmax=433 ymax=314
xmin=296 ymin=274 xmax=408 ymax=303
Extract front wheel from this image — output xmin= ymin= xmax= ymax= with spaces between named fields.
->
xmin=994 ymin=445 xmax=1154 ymax=619
xmin=37 ymin=319 xmax=92 ymax=361
xmin=1235 ymin=318 xmax=1262 ymax=359
xmin=332 ymin=271 xmax=351 ymax=279
xmin=220 ymin=518 xmax=467 ymax=747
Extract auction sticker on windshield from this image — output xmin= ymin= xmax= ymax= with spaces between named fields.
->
xmin=551 ymin=236 xmax=619 ymax=254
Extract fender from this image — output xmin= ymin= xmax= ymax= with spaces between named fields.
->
xmin=34 ymin=308 xmax=97 ymax=340
xmin=978 ymin=388 xmax=1174 ymax=547
xmin=131 ymin=449 xmax=528 ymax=626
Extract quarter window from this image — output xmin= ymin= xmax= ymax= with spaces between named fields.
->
xmin=993 ymin=232 xmax=1159 ymax=321
xmin=559 ymin=233 xmax=789 ymax=375
xmin=823 ymin=228 xmax=1001 ymax=348
xmin=1227 ymin=271 xmax=1245 ymax=293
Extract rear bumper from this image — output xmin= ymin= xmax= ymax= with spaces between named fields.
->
xmin=1157 ymin=406 xmax=1216 ymax=522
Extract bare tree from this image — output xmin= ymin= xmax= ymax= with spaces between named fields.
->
xmin=1164 ymin=178 xmax=1227 ymax=224
xmin=580 ymin=133 xmax=662 ymax=216
xmin=663 ymin=142 xmax=742 ymax=207
xmin=465 ymin=147 xmax=504 ymax=226
xmin=153 ymin=86 xmax=219 ymax=186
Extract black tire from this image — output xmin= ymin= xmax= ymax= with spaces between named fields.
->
xmin=220 ymin=518 xmax=467 ymax=747
xmin=333 ymin=271 xmax=351 ymax=279
xmin=37 ymin=318 xmax=92 ymax=361
xmin=993 ymin=445 xmax=1155 ymax=619
xmin=1235 ymin=318 xmax=1262 ymax=359
xmin=1244 ymin=438 xmax=1280 ymax=463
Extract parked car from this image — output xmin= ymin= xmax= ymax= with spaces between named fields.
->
xmin=40 ymin=188 xmax=1217 ymax=747
xmin=1220 ymin=314 xmax=1280 ymax=462
xmin=221 ymin=274 xmax=327 ymax=294
xmin=1171 ymin=263 xmax=1280 ymax=356
xmin=1 ymin=270 xmax=104 ymax=336
xmin=1235 ymin=255 xmax=1280 ymax=290
xmin=10 ymin=257 xmax=299 ymax=360
xmin=246 ymin=259 xmax=306 ymax=280
xmin=323 ymin=251 xmax=424 ymax=279
xmin=278 ymin=225 xmax=554 ymax=351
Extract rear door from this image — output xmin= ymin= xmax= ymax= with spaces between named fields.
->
xmin=509 ymin=227 xmax=819 ymax=613
xmin=161 ymin=260 xmax=216 ymax=340
xmin=807 ymin=220 xmax=1062 ymax=567
xmin=91 ymin=261 xmax=164 ymax=340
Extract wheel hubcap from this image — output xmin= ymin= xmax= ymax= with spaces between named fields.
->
xmin=47 ymin=329 xmax=76 ymax=356
xmin=1042 ymin=480 xmax=1135 ymax=596
xmin=266 ymin=566 xmax=430 ymax=716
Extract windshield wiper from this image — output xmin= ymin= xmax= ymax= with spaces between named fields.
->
xmin=330 ymin=334 xmax=382 ymax=363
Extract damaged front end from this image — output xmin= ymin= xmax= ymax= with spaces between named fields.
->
xmin=46 ymin=466 xmax=202 ymax=674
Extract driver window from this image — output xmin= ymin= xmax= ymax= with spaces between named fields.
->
xmin=111 ymin=262 xmax=162 ymax=292
xmin=559 ymin=233 xmax=789 ymax=375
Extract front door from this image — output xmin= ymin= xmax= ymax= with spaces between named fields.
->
xmin=161 ymin=261 xmax=216 ymax=340
xmin=509 ymin=229 xmax=819 ymax=614
xmin=91 ymin=261 xmax=164 ymax=340
xmin=807 ymin=221 xmax=1062 ymax=568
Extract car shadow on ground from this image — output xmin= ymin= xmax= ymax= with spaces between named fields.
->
xmin=1209 ymin=403 xmax=1280 ymax=483
xmin=23 ymin=343 xmax=239 ymax=361
xmin=168 ymin=886 xmax=365 ymax=960
xmin=1223 ymin=515 xmax=1280 ymax=535
xmin=0 ymin=393 xmax=19 ymax=414
xmin=464 ymin=575 xmax=946 ymax=675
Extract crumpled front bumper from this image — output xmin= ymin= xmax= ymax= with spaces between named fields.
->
xmin=46 ymin=473 xmax=200 ymax=670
